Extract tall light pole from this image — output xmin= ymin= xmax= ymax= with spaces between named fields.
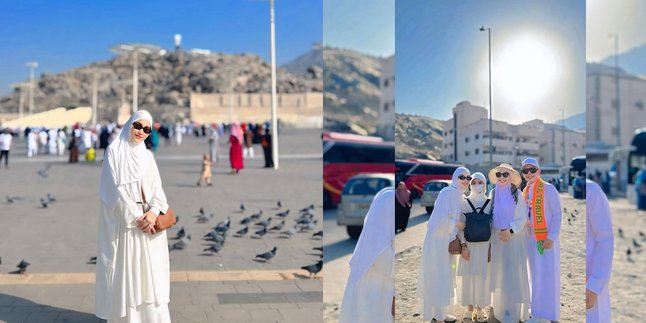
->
xmin=561 ymin=107 xmax=566 ymax=166
xmin=110 ymin=44 xmax=161 ymax=113
xmin=609 ymin=34 xmax=620 ymax=146
xmin=88 ymin=68 xmax=110 ymax=126
xmin=480 ymin=26 xmax=493 ymax=167
xmin=25 ymin=61 xmax=38 ymax=115
xmin=269 ymin=0 xmax=279 ymax=169
xmin=10 ymin=82 xmax=30 ymax=119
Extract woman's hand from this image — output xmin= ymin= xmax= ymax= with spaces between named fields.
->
xmin=461 ymin=246 xmax=470 ymax=261
xmin=137 ymin=211 xmax=157 ymax=234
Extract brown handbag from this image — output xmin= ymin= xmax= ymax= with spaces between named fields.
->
xmin=448 ymin=236 xmax=462 ymax=255
xmin=140 ymin=184 xmax=176 ymax=231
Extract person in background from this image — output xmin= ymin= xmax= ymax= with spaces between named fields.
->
xmin=196 ymin=154 xmax=213 ymax=187
xmin=0 ymin=128 xmax=13 ymax=168
xmin=229 ymin=123 xmax=244 ymax=174
xmin=394 ymin=182 xmax=412 ymax=232
xmin=260 ymin=125 xmax=274 ymax=168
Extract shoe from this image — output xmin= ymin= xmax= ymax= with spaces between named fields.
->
xmin=443 ymin=314 xmax=457 ymax=322
xmin=475 ymin=309 xmax=487 ymax=322
xmin=463 ymin=310 xmax=473 ymax=322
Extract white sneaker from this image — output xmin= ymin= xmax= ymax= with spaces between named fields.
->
xmin=443 ymin=314 xmax=457 ymax=322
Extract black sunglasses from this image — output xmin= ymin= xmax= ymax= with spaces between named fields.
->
xmin=522 ymin=167 xmax=538 ymax=174
xmin=495 ymin=172 xmax=510 ymax=178
xmin=458 ymin=175 xmax=472 ymax=181
xmin=132 ymin=121 xmax=152 ymax=134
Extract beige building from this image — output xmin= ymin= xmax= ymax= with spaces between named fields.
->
xmin=190 ymin=92 xmax=322 ymax=127
xmin=378 ymin=55 xmax=395 ymax=139
xmin=441 ymin=101 xmax=585 ymax=168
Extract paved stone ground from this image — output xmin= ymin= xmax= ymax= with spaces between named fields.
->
xmin=0 ymin=128 xmax=323 ymax=322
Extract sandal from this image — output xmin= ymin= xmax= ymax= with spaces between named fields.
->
xmin=475 ymin=309 xmax=487 ymax=322
xmin=463 ymin=310 xmax=473 ymax=321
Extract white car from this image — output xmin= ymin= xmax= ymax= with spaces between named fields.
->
xmin=337 ymin=173 xmax=395 ymax=239
xmin=420 ymin=180 xmax=452 ymax=214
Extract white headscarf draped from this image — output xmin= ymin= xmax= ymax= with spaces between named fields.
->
xmin=348 ymin=187 xmax=395 ymax=285
xmin=426 ymin=167 xmax=470 ymax=234
xmin=99 ymin=110 xmax=153 ymax=210
xmin=467 ymin=172 xmax=488 ymax=202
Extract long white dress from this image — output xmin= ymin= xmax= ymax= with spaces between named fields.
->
xmin=418 ymin=167 xmax=469 ymax=321
xmin=525 ymin=181 xmax=561 ymax=320
xmin=586 ymin=180 xmax=614 ymax=323
xmin=488 ymin=188 xmax=530 ymax=323
xmin=96 ymin=111 xmax=171 ymax=323
xmin=339 ymin=188 xmax=395 ymax=323
xmin=456 ymin=197 xmax=492 ymax=308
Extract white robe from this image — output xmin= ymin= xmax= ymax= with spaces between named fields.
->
xmin=418 ymin=186 xmax=463 ymax=320
xmin=96 ymin=113 xmax=171 ymax=323
xmin=585 ymin=180 xmax=613 ymax=323
xmin=525 ymin=181 xmax=561 ymax=320
xmin=488 ymin=188 xmax=530 ymax=323
xmin=456 ymin=197 xmax=492 ymax=308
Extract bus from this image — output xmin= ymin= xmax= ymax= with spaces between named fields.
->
xmin=323 ymin=132 xmax=395 ymax=208
xmin=395 ymin=159 xmax=462 ymax=197
xmin=629 ymin=128 xmax=646 ymax=184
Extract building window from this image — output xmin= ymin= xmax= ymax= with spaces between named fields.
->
xmin=636 ymin=101 xmax=644 ymax=110
xmin=383 ymin=79 xmax=389 ymax=87
xmin=465 ymin=137 xmax=470 ymax=143
xmin=475 ymin=134 xmax=479 ymax=140
xmin=573 ymin=143 xmax=578 ymax=148
xmin=475 ymin=148 xmax=479 ymax=154
xmin=444 ymin=143 xmax=447 ymax=148
xmin=465 ymin=151 xmax=470 ymax=157
xmin=384 ymin=103 xmax=389 ymax=112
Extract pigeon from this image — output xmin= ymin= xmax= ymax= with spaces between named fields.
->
xmin=298 ymin=220 xmax=318 ymax=232
xmin=240 ymin=203 xmax=246 ymax=212
xmin=312 ymin=230 xmax=323 ymax=238
xmin=276 ymin=210 xmax=290 ymax=218
xmin=574 ymin=209 xmax=579 ymax=215
xmin=175 ymin=227 xmax=186 ymax=239
xmin=250 ymin=210 xmax=263 ymax=220
xmin=204 ymin=231 xmax=226 ymax=243
xmin=240 ymin=216 xmax=252 ymax=225
xmin=269 ymin=220 xmax=286 ymax=231
xmin=204 ymin=243 xmax=223 ymax=254
xmin=299 ymin=204 xmax=315 ymax=213
xmin=235 ymin=226 xmax=249 ymax=236
xmin=312 ymin=247 xmax=323 ymax=252
xmin=563 ymin=208 xmax=568 ymax=213
xmin=301 ymin=260 xmax=323 ymax=277
xmin=170 ymin=236 xmax=191 ymax=250
xmin=280 ymin=226 xmax=297 ymax=237
xmin=277 ymin=200 xmax=282 ymax=208
xmin=199 ymin=207 xmax=205 ymax=215
xmin=197 ymin=213 xmax=213 ymax=223
xmin=255 ymin=217 xmax=272 ymax=227
xmin=36 ymin=164 xmax=51 ymax=178
xmin=254 ymin=226 xmax=267 ymax=238
xmin=255 ymin=246 xmax=277 ymax=262
xmin=6 ymin=196 xmax=14 ymax=203
xmin=215 ymin=217 xmax=231 ymax=232
xmin=627 ymin=248 xmax=632 ymax=256
xmin=295 ymin=216 xmax=315 ymax=225
xmin=570 ymin=213 xmax=576 ymax=219
xmin=567 ymin=218 xmax=572 ymax=225
xmin=47 ymin=193 xmax=56 ymax=203
xmin=618 ymin=228 xmax=624 ymax=239
xmin=17 ymin=259 xmax=30 ymax=274
xmin=640 ymin=231 xmax=646 ymax=241
xmin=633 ymin=239 xmax=642 ymax=249
xmin=88 ymin=256 xmax=97 ymax=264
xmin=40 ymin=198 xmax=48 ymax=208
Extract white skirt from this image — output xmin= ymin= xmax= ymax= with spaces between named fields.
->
xmin=489 ymin=230 xmax=530 ymax=323
xmin=108 ymin=303 xmax=171 ymax=323
xmin=456 ymin=241 xmax=491 ymax=307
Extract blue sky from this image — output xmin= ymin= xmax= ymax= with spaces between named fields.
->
xmin=323 ymin=0 xmax=394 ymax=58
xmin=396 ymin=0 xmax=586 ymax=124
xmin=0 ymin=0 xmax=321 ymax=95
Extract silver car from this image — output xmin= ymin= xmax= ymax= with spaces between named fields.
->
xmin=420 ymin=180 xmax=451 ymax=214
xmin=337 ymin=173 xmax=395 ymax=239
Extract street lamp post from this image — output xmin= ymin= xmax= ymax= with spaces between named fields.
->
xmin=480 ymin=26 xmax=493 ymax=167
xmin=110 ymin=44 xmax=161 ymax=113
xmin=25 ymin=61 xmax=38 ymax=115
xmin=269 ymin=0 xmax=279 ymax=169
xmin=10 ymin=82 xmax=30 ymax=120
xmin=609 ymin=34 xmax=620 ymax=146
xmin=561 ymin=107 xmax=566 ymax=166
xmin=88 ymin=69 xmax=110 ymax=126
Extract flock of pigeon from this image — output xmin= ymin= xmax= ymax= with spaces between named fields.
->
xmin=618 ymin=226 xmax=646 ymax=263
xmin=167 ymin=200 xmax=323 ymax=278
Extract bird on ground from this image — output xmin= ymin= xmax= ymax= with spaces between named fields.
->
xmin=312 ymin=231 xmax=323 ymax=239
xmin=250 ymin=210 xmax=263 ymax=221
xmin=175 ymin=227 xmax=186 ymax=239
xmin=240 ymin=216 xmax=252 ymax=225
xmin=574 ymin=209 xmax=579 ymax=215
xmin=47 ymin=193 xmax=56 ymax=203
xmin=298 ymin=220 xmax=318 ymax=232
xmin=618 ymin=228 xmax=624 ymax=239
xmin=277 ymin=200 xmax=282 ymax=208
xmin=269 ymin=220 xmax=285 ymax=232
xmin=299 ymin=204 xmax=315 ymax=213
xmin=88 ymin=256 xmax=97 ymax=264
xmin=170 ymin=236 xmax=191 ymax=250
xmin=627 ymin=248 xmax=632 ymax=256
xmin=240 ymin=203 xmax=246 ymax=212
xmin=36 ymin=164 xmax=51 ymax=178
xmin=280 ymin=226 xmax=297 ymax=238
xmin=17 ymin=259 xmax=30 ymax=274
xmin=276 ymin=210 xmax=290 ymax=218
xmin=312 ymin=247 xmax=323 ymax=252
xmin=640 ymin=231 xmax=646 ymax=241
xmin=204 ymin=231 xmax=226 ymax=244
xmin=215 ymin=217 xmax=231 ymax=232
xmin=199 ymin=207 xmax=205 ymax=215
xmin=633 ymin=239 xmax=642 ymax=249
xmin=6 ymin=196 xmax=14 ymax=204
xmin=255 ymin=217 xmax=272 ymax=227
xmin=255 ymin=247 xmax=277 ymax=263
xmin=204 ymin=243 xmax=223 ymax=254
xmin=40 ymin=198 xmax=48 ymax=208
xmin=254 ymin=226 xmax=267 ymax=238
xmin=567 ymin=218 xmax=572 ymax=225
xmin=235 ymin=226 xmax=249 ymax=236
xmin=197 ymin=213 xmax=213 ymax=223
xmin=301 ymin=260 xmax=323 ymax=278
xmin=563 ymin=208 xmax=568 ymax=213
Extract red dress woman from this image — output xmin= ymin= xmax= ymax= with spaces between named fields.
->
xmin=229 ymin=123 xmax=244 ymax=174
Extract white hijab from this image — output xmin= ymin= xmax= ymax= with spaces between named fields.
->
xmin=99 ymin=110 xmax=153 ymax=210
xmin=348 ymin=187 xmax=395 ymax=284
xmin=467 ymin=172 xmax=488 ymax=202
xmin=426 ymin=167 xmax=470 ymax=233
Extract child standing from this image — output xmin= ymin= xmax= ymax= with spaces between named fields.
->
xmin=197 ymin=154 xmax=212 ymax=186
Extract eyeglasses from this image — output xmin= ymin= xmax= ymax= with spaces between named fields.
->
xmin=458 ymin=175 xmax=472 ymax=181
xmin=522 ymin=167 xmax=538 ymax=174
xmin=495 ymin=172 xmax=510 ymax=178
xmin=132 ymin=121 xmax=152 ymax=134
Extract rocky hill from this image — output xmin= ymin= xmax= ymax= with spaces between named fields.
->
xmin=323 ymin=47 xmax=383 ymax=135
xmin=0 ymin=49 xmax=322 ymax=122
xmin=395 ymin=113 xmax=444 ymax=160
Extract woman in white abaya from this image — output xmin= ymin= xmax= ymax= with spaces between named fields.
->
xmin=487 ymin=164 xmax=530 ymax=323
xmin=339 ymin=187 xmax=395 ymax=323
xmin=418 ymin=167 xmax=471 ymax=322
xmin=456 ymin=172 xmax=492 ymax=322
xmin=96 ymin=110 xmax=172 ymax=323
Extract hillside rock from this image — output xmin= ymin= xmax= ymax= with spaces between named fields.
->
xmin=395 ymin=113 xmax=444 ymax=160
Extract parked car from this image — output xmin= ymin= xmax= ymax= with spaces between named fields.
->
xmin=420 ymin=180 xmax=451 ymax=214
xmin=337 ymin=173 xmax=395 ymax=239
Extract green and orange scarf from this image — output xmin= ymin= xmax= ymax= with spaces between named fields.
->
xmin=523 ymin=178 xmax=549 ymax=248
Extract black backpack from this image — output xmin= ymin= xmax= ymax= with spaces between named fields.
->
xmin=464 ymin=198 xmax=492 ymax=242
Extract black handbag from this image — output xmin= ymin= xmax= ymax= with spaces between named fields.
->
xmin=464 ymin=198 xmax=492 ymax=242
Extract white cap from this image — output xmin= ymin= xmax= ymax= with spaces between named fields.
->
xmin=521 ymin=157 xmax=539 ymax=168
